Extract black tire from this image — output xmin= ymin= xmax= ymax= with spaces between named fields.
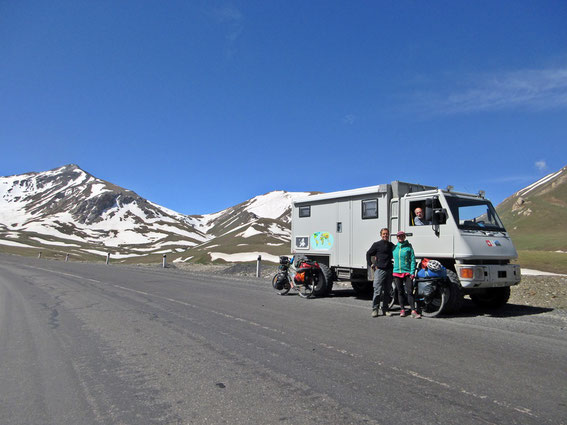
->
xmin=351 ymin=281 xmax=373 ymax=298
xmin=444 ymin=269 xmax=464 ymax=314
xmin=272 ymin=273 xmax=290 ymax=295
xmin=419 ymin=281 xmax=449 ymax=318
xmin=313 ymin=263 xmax=333 ymax=296
xmin=470 ymin=287 xmax=511 ymax=309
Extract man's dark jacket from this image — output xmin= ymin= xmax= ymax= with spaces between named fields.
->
xmin=366 ymin=240 xmax=395 ymax=269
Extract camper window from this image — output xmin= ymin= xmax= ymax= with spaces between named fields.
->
xmin=299 ymin=206 xmax=311 ymax=218
xmin=362 ymin=199 xmax=378 ymax=219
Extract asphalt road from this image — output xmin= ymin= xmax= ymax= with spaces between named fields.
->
xmin=1 ymin=253 xmax=566 ymax=425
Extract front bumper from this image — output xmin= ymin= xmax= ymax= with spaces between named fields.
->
xmin=455 ymin=264 xmax=521 ymax=289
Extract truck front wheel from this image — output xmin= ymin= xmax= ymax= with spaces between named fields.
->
xmin=470 ymin=287 xmax=511 ymax=309
xmin=444 ymin=270 xmax=465 ymax=314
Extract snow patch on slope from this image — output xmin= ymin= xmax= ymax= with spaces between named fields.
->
xmin=244 ymin=191 xmax=312 ymax=219
xmin=517 ymin=169 xmax=564 ymax=197
xmin=209 ymin=252 xmax=281 ymax=263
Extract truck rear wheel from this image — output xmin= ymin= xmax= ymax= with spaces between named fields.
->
xmin=315 ymin=263 xmax=333 ymax=296
xmin=470 ymin=287 xmax=511 ymax=309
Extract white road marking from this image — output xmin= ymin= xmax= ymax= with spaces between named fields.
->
xmin=21 ymin=265 xmax=102 ymax=284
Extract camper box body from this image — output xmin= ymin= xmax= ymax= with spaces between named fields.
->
xmin=291 ymin=182 xmax=434 ymax=281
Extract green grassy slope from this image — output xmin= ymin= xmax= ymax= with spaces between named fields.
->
xmin=497 ymin=166 xmax=567 ymax=274
xmin=497 ymin=166 xmax=567 ymax=251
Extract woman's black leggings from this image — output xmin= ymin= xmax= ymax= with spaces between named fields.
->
xmin=394 ymin=275 xmax=415 ymax=310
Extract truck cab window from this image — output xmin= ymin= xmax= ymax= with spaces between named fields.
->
xmin=299 ymin=206 xmax=311 ymax=217
xmin=410 ymin=199 xmax=447 ymax=225
xmin=445 ymin=197 xmax=504 ymax=231
xmin=409 ymin=201 xmax=426 ymax=226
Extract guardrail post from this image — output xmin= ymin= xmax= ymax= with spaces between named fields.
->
xmin=256 ymin=255 xmax=262 ymax=278
xmin=163 ymin=254 xmax=167 ymax=268
xmin=106 ymin=253 xmax=110 ymax=265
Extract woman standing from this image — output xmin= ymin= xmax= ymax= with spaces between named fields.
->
xmin=393 ymin=231 xmax=421 ymax=318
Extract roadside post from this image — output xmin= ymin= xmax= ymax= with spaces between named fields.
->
xmin=163 ymin=254 xmax=167 ymax=268
xmin=106 ymin=253 xmax=110 ymax=265
xmin=65 ymin=254 xmax=69 ymax=262
xmin=256 ymin=255 xmax=262 ymax=278
xmin=38 ymin=252 xmax=42 ymax=259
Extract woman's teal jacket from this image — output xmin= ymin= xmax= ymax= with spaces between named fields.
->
xmin=393 ymin=240 xmax=416 ymax=274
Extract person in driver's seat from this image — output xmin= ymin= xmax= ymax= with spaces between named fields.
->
xmin=414 ymin=207 xmax=430 ymax=225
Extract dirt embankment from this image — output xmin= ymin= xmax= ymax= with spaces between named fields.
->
xmin=173 ymin=262 xmax=567 ymax=310
xmin=509 ymin=275 xmax=567 ymax=309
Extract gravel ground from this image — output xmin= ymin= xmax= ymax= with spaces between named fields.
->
xmin=173 ymin=262 xmax=567 ymax=310
xmin=509 ymin=275 xmax=567 ymax=309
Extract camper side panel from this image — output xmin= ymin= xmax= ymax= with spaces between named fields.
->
xmin=291 ymin=200 xmax=338 ymax=265
xmin=349 ymin=193 xmax=389 ymax=269
xmin=292 ymin=192 xmax=389 ymax=270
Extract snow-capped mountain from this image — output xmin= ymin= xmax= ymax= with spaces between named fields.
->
xmin=0 ymin=165 xmax=316 ymax=262
xmin=184 ymin=190 xmax=315 ymax=263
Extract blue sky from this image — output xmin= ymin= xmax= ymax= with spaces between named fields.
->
xmin=1 ymin=0 xmax=566 ymax=215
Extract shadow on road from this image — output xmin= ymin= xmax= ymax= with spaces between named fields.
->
xmin=328 ymin=287 xmax=371 ymax=300
xmin=450 ymin=299 xmax=554 ymax=318
xmin=325 ymin=288 xmax=555 ymax=318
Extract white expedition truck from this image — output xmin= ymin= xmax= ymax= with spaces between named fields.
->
xmin=291 ymin=181 xmax=521 ymax=316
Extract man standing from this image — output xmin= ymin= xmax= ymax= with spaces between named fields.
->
xmin=414 ymin=207 xmax=430 ymax=225
xmin=366 ymin=228 xmax=395 ymax=317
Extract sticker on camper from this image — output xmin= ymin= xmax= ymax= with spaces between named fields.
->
xmin=310 ymin=232 xmax=334 ymax=250
xmin=295 ymin=236 xmax=310 ymax=250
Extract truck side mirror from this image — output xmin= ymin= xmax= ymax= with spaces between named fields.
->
xmin=432 ymin=208 xmax=447 ymax=225
xmin=432 ymin=210 xmax=439 ymax=225
xmin=425 ymin=207 xmax=433 ymax=222
xmin=425 ymin=199 xmax=433 ymax=222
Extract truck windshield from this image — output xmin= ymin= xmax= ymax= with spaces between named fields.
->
xmin=445 ymin=196 xmax=506 ymax=231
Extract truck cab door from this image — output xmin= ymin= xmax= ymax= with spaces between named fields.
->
xmin=390 ymin=199 xmax=399 ymax=237
xmin=404 ymin=197 xmax=453 ymax=258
